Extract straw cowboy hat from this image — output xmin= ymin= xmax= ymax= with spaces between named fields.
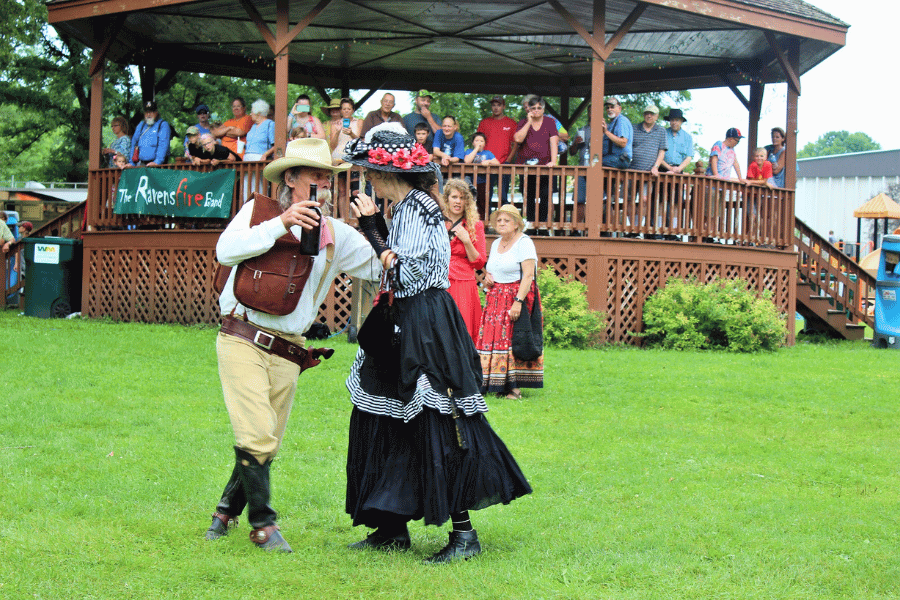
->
xmin=489 ymin=203 xmax=526 ymax=231
xmin=321 ymin=97 xmax=342 ymax=115
xmin=342 ymin=123 xmax=435 ymax=173
xmin=263 ymin=138 xmax=349 ymax=184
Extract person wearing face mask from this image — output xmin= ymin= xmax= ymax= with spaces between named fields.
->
xmin=129 ymin=100 xmax=173 ymax=166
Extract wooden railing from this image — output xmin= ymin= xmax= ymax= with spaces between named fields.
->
xmin=795 ymin=217 xmax=875 ymax=328
xmin=86 ymin=163 xmax=794 ymax=247
xmin=2 ymin=201 xmax=86 ymax=307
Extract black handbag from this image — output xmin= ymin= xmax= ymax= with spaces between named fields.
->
xmin=511 ymin=266 xmax=543 ymax=361
xmin=357 ymin=262 xmax=401 ymax=365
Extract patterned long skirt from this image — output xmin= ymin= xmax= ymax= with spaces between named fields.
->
xmin=476 ymin=281 xmax=543 ymax=393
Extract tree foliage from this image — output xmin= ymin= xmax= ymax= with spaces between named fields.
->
xmin=0 ymin=2 xmax=694 ymax=181
xmin=798 ymin=130 xmax=881 ymax=159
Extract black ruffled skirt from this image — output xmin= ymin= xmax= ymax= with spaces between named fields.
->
xmin=345 ymin=406 xmax=532 ymax=528
xmin=346 ymin=287 xmax=532 ymax=528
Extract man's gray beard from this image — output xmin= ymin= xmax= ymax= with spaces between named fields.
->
xmin=144 ymin=116 xmax=156 ymax=125
xmin=277 ymin=181 xmax=332 ymax=216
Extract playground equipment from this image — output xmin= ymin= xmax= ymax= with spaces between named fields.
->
xmin=873 ymin=234 xmax=900 ymax=349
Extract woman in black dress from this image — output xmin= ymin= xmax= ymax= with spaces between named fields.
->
xmin=342 ymin=123 xmax=531 ymax=563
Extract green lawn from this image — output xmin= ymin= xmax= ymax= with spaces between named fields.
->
xmin=1 ymin=310 xmax=898 ymax=599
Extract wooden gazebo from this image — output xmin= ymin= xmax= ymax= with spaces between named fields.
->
xmin=43 ymin=0 xmax=849 ymax=343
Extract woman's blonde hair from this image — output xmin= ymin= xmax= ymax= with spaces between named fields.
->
xmin=440 ymin=178 xmax=479 ymax=240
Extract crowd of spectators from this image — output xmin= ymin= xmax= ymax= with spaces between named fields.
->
xmin=103 ymin=91 xmax=788 ymax=240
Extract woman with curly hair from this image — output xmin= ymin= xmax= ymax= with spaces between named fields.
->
xmin=440 ymin=178 xmax=486 ymax=342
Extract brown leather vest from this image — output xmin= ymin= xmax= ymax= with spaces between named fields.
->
xmin=214 ymin=193 xmax=312 ymax=316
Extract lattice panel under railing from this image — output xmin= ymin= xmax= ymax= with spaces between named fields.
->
xmin=154 ymin=250 xmax=171 ymax=322
xmin=83 ymin=237 xmax=794 ymax=345
xmin=135 ymin=250 xmax=153 ymax=322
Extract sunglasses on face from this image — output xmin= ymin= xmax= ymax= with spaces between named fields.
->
xmin=198 ymin=110 xmax=209 ymax=115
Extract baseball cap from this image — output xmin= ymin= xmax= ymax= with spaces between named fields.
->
xmin=185 ymin=126 xmax=200 ymax=136
xmin=417 ymin=89 xmax=434 ymax=99
xmin=489 ymin=95 xmax=505 ymax=105
xmin=604 ymin=97 xmax=620 ymax=106
xmin=643 ymin=104 xmax=659 ymax=115
xmin=143 ymin=100 xmax=158 ymax=112
xmin=726 ymin=127 xmax=744 ymax=139
xmin=195 ymin=104 xmax=210 ymax=114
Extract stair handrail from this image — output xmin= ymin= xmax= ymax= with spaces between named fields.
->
xmin=794 ymin=216 xmax=874 ymax=328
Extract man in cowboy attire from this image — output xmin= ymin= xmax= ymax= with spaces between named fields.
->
xmin=204 ymin=138 xmax=381 ymax=552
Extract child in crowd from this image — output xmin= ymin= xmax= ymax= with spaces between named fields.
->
xmin=289 ymin=126 xmax=308 ymax=142
xmin=463 ymin=132 xmax=500 ymax=216
xmin=746 ymin=147 xmax=775 ymax=188
xmin=413 ymin=122 xmax=433 ymax=160
xmin=433 ymin=115 xmax=465 ymax=167
xmin=113 ymin=152 xmax=129 ymax=169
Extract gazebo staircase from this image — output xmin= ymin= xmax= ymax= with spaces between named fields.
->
xmin=794 ymin=217 xmax=873 ymax=340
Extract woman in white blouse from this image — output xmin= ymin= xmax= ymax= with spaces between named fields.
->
xmin=477 ymin=204 xmax=544 ymax=399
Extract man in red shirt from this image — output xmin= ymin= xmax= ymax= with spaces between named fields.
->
xmin=477 ymin=96 xmax=517 ymax=209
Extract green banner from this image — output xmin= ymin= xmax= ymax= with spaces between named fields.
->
xmin=114 ymin=168 xmax=235 ymax=218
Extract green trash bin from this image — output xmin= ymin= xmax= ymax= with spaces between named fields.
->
xmin=23 ymin=238 xmax=83 ymax=318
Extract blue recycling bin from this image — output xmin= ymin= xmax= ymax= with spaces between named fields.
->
xmin=22 ymin=237 xmax=83 ymax=318
xmin=873 ymin=234 xmax=900 ymax=349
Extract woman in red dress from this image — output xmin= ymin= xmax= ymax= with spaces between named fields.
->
xmin=440 ymin=178 xmax=486 ymax=342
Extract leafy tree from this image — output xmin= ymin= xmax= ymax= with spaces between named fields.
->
xmin=798 ymin=130 xmax=881 ymax=159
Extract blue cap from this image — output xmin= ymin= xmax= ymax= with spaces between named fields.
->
xmin=195 ymin=104 xmax=210 ymax=114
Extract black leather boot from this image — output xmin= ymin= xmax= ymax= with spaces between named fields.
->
xmin=348 ymin=523 xmax=411 ymax=551
xmin=423 ymin=529 xmax=481 ymax=563
xmin=236 ymin=447 xmax=292 ymax=553
xmin=205 ymin=462 xmax=246 ymax=540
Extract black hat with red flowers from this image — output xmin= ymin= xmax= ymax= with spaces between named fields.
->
xmin=342 ymin=123 xmax=435 ymax=173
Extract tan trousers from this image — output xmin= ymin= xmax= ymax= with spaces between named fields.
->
xmin=216 ymin=329 xmax=305 ymax=465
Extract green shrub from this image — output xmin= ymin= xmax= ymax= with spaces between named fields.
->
xmin=641 ymin=277 xmax=788 ymax=352
xmin=537 ymin=266 xmax=606 ymax=348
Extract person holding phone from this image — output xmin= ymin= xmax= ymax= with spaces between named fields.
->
xmin=324 ymin=97 xmax=362 ymax=202
xmin=323 ymin=97 xmax=361 ymax=164
xmin=287 ymin=94 xmax=325 ymax=139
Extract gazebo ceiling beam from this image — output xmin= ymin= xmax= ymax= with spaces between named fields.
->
xmin=448 ymin=1 xmax=546 ymax=36
xmin=721 ymin=74 xmax=750 ymax=111
xmin=237 ymin=0 xmax=278 ymax=53
xmin=280 ymin=0 xmax=334 ymax=55
xmin=764 ymin=31 xmax=801 ymax=95
xmin=87 ymin=14 xmax=126 ymax=77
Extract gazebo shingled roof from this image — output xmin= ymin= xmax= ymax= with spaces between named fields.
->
xmin=47 ymin=0 xmax=846 ymax=98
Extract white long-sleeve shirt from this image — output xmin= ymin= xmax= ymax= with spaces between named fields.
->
xmin=217 ymin=199 xmax=382 ymax=335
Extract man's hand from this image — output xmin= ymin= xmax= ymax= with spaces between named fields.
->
xmin=280 ymin=199 xmax=322 ymax=230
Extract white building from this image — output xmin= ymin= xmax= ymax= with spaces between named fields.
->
xmin=796 ymin=149 xmax=900 ymax=249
